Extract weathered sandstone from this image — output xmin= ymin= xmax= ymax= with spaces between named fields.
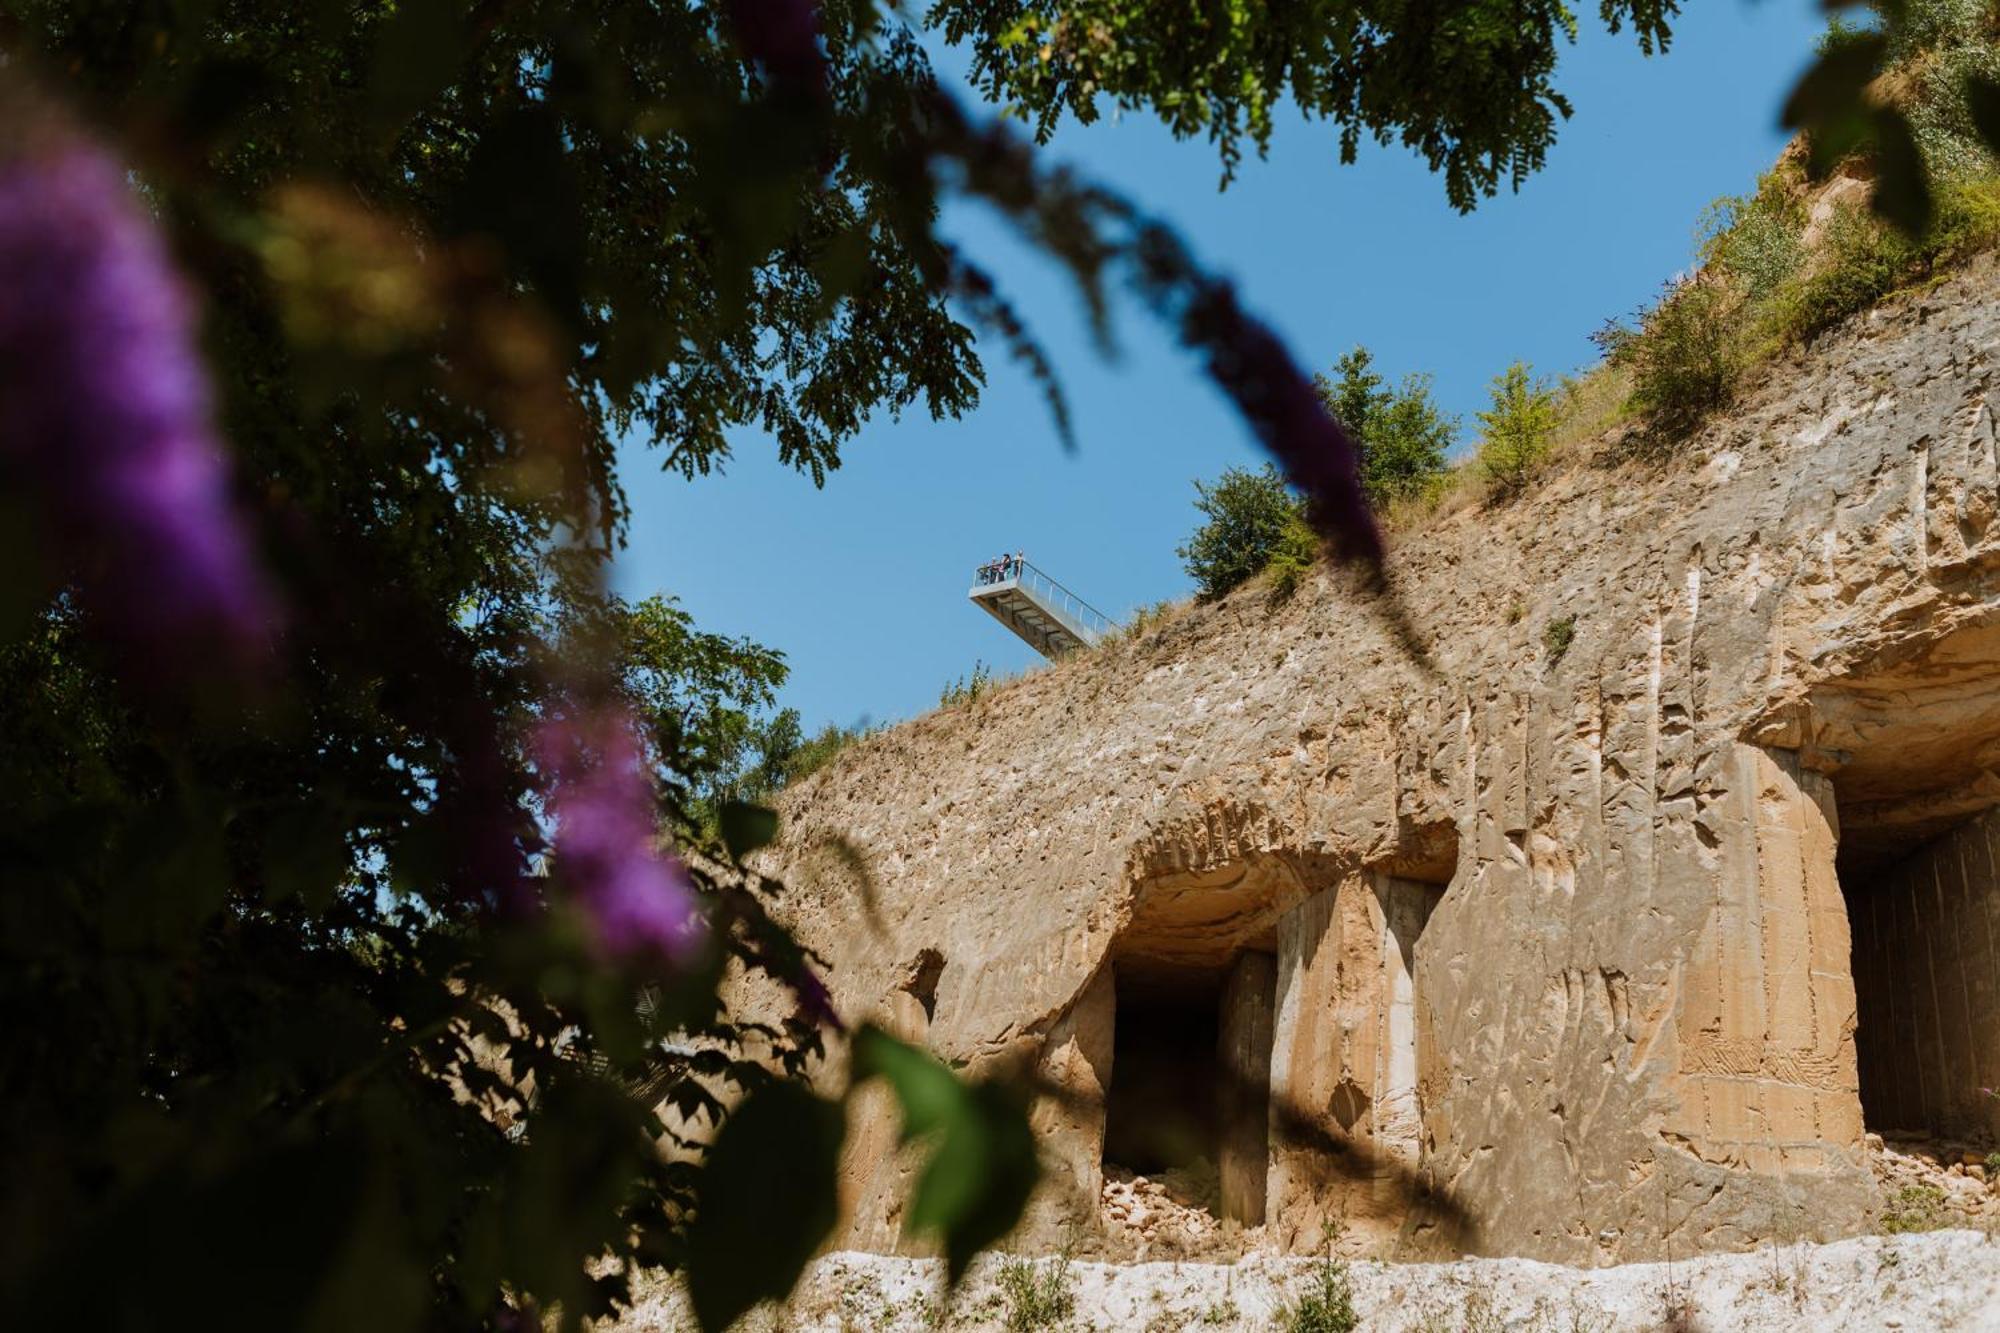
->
xmin=760 ymin=254 xmax=2000 ymax=1265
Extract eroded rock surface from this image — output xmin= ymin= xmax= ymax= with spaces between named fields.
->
xmin=761 ymin=256 xmax=2000 ymax=1264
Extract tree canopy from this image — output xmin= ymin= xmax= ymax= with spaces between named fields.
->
xmin=1178 ymin=462 xmax=1314 ymax=598
xmin=1314 ymin=346 xmax=1457 ymax=506
xmin=932 ymin=0 xmax=1677 ymax=205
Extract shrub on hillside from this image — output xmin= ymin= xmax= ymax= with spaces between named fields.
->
xmin=1264 ymin=510 xmax=1323 ymax=599
xmin=1314 ymin=346 xmax=1458 ymax=505
xmin=1599 ymin=276 xmax=1748 ymax=441
xmin=717 ymin=707 xmax=871 ymax=812
xmin=1772 ymin=202 xmax=1914 ymax=342
xmin=997 ymin=1242 xmax=1077 ymax=1332
xmin=1911 ymin=40 xmax=2000 ymax=181
xmin=1600 ymin=3 xmax=2000 ymax=446
xmin=1881 ymin=1182 xmax=1948 ymax=1233
xmin=1771 ymin=177 xmax=2000 ymax=344
xmin=1700 ymin=172 xmax=1808 ymax=302
xmin=767 ymin=717 xmax=867 ymax=787
xmin=1476 ymin=361 xmax=1563 ymax=494
xmin=1885 ymin=0 xmax=1994 ymax=62
xmin=940 ymin=659 xmax=995 ymax=706
xmin=1178 ymin=464 xmax=1309 ymax=599
xmin=1544 ymin=614 xmax=1577 ymax=664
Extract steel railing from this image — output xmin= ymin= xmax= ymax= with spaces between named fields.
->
xmin=969 ymin=557 xmax=1112 ymax=641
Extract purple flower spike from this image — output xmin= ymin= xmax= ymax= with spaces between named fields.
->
xmin=539 ymin=708 xmax=706 ymax=965
xmin=727 ymin=0 xmax=828 ymax=99
xmin=784 ymin=959 xmax=841 ymax=1031
xmin=1182 ymin=277 xmax=1384 ymax=566
xmin=0 ymin=138 xmax=277 ymax=668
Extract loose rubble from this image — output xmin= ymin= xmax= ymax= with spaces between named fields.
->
xmin=1870 ymin=1133 xmax=2000 ymax=1233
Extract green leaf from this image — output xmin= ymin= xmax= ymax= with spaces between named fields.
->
xmin=1965 ymin=74 xmax=2000 ymax=157
xmin=718 ymin=800 xmax=780 ymax=860
xmin=366 ymin=0 xmax=471 ymax=139
xmin=263 ymin=802 xmax=350 ymax=912
xmin=908 ymin=1078 xmax=1039 ymax=1281
xmin=853 ymin=1025 xmax=961 ymax=1137
xmin=687 ymin=1083 xmax=845 ymax=1333
xmin=1779 ymin=33 xmax=1888 ymax=130
xmin=850 ymin=1025 xmax=1041 ymax=1282
xmin=1867 ymin=107 xmax=1933 ymax=238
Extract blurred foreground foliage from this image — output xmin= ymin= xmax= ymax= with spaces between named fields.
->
xmin=3 ymin=0 xmax=1982 ymax=1330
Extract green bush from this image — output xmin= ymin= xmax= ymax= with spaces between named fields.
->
xmin=1264 ymin=511 xmax=1322 ymax=600
xmin=1544 ymin=615 xmax=1576 ymax=664
xmin=1278 ymin=1244 xmax=1358 ymax=1333
xmin=1770 ymin=178 xmax=2000 ymax=344
xmin=940 ymin=660 xmax=995 ymax=707
xmin=1602 ymin=276 xmax=1748 ymax=440
xmin=997 ymin=1246 xmax=1077 ymax=1332
xmin=1606 ymin=8 xmax=2000 ymax=446
xmin=1886 ymin=0 xmax=1993 ymax=62
xmin=1105 ymin=599 xmax=1181 ymax=647
xmin=1178 ymin=464 xmax=1309 ymax=599
xmin=1880 ymin=1182 xmax=1948 ymax=1233
xmin=1314 ymin=346 xmax=1457 ymax=506
xmin=1771 ymin=203 xmax=1913 ymax=344
xmin=1700 ymin=173 xmax=1808 ymax=302
xmin=769 ymin=718 xmax=866 ymax=788
xmin=1476 ymin=361 xmax=1563 ymax=493
xmin=1911 ymin=41 xmax=2000 ymax=182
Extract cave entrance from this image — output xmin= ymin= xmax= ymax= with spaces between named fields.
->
xmin=1101 ymin=967 xmax=1222 ymax=1183
xmin=1100 ymin=851 xmax=1302 ymax=1225
xmin=1099 ymin=954 xmax=1278 ymax=1225
xmin=1803 ymin=621 xmax=2000 ymax=1148
xmin=1834 ymin=804 xmax=2000 ymax=1146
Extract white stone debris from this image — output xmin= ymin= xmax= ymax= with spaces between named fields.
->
xmin=602 ymin=1229 xmax=2000 ymax=1332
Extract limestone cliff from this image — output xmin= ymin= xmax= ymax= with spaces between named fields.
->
xmin=761 ymin=253 xmax=2000 ymax=1266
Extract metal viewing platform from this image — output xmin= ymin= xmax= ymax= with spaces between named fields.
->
xmin=969 ymin=556 xmax=1112 ymax=658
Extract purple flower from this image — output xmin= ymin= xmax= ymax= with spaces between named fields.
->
xmin=538 ymin=708 xmax=705 ymax=964
xmin=778 ymin=953 xmax=840 ymax=1030
xmin=727 ymin=0 xmax=828 ymax=99
xmin=0 ymin=137 xmax=276 ymax=669
xmin=1180 ymin=275 xmax=1384 ymax=566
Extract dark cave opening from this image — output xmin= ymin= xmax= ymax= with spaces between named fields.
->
xmin=1835 ymin=805 xmax=2000 ymax=1146
xmin=1101 ymin=967 xmax=1223 ymax=1183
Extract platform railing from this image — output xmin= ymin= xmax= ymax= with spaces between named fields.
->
xmin=968 ymin=557 xmax=1113 ymax=642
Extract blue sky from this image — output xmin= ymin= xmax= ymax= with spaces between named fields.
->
xmin=612 ymin=3 xmax=1827 ymax=736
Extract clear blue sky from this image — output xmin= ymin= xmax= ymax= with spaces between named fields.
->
xmin=612 ymin=3 xmax=1826 ymax=736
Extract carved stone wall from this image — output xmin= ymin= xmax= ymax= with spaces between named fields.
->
xmin=762 ymin=256 xmax=2000 ymax=1263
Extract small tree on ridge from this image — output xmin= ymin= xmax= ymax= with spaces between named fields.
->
xmin=1476 ymin=361 xmax=1562 ymax=493
xmin=1178 ymin=464 xmax=1307 ymax=599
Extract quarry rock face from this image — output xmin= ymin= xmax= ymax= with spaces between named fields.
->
xmin=761 ymin=256 xmax=2000 ymax=1265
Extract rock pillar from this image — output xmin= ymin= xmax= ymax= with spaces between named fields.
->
xmin=1265 ymin=872 xmax=1438 ymax=1249
xmin=1666 ymin=745 xmax=1862 ymax=1173
xmin=1217 ymin=951 xmax=1276 ymax=1225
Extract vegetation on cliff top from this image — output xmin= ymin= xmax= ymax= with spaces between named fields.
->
xmin=1165 ymin=0 xmax=2000 ymax=606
